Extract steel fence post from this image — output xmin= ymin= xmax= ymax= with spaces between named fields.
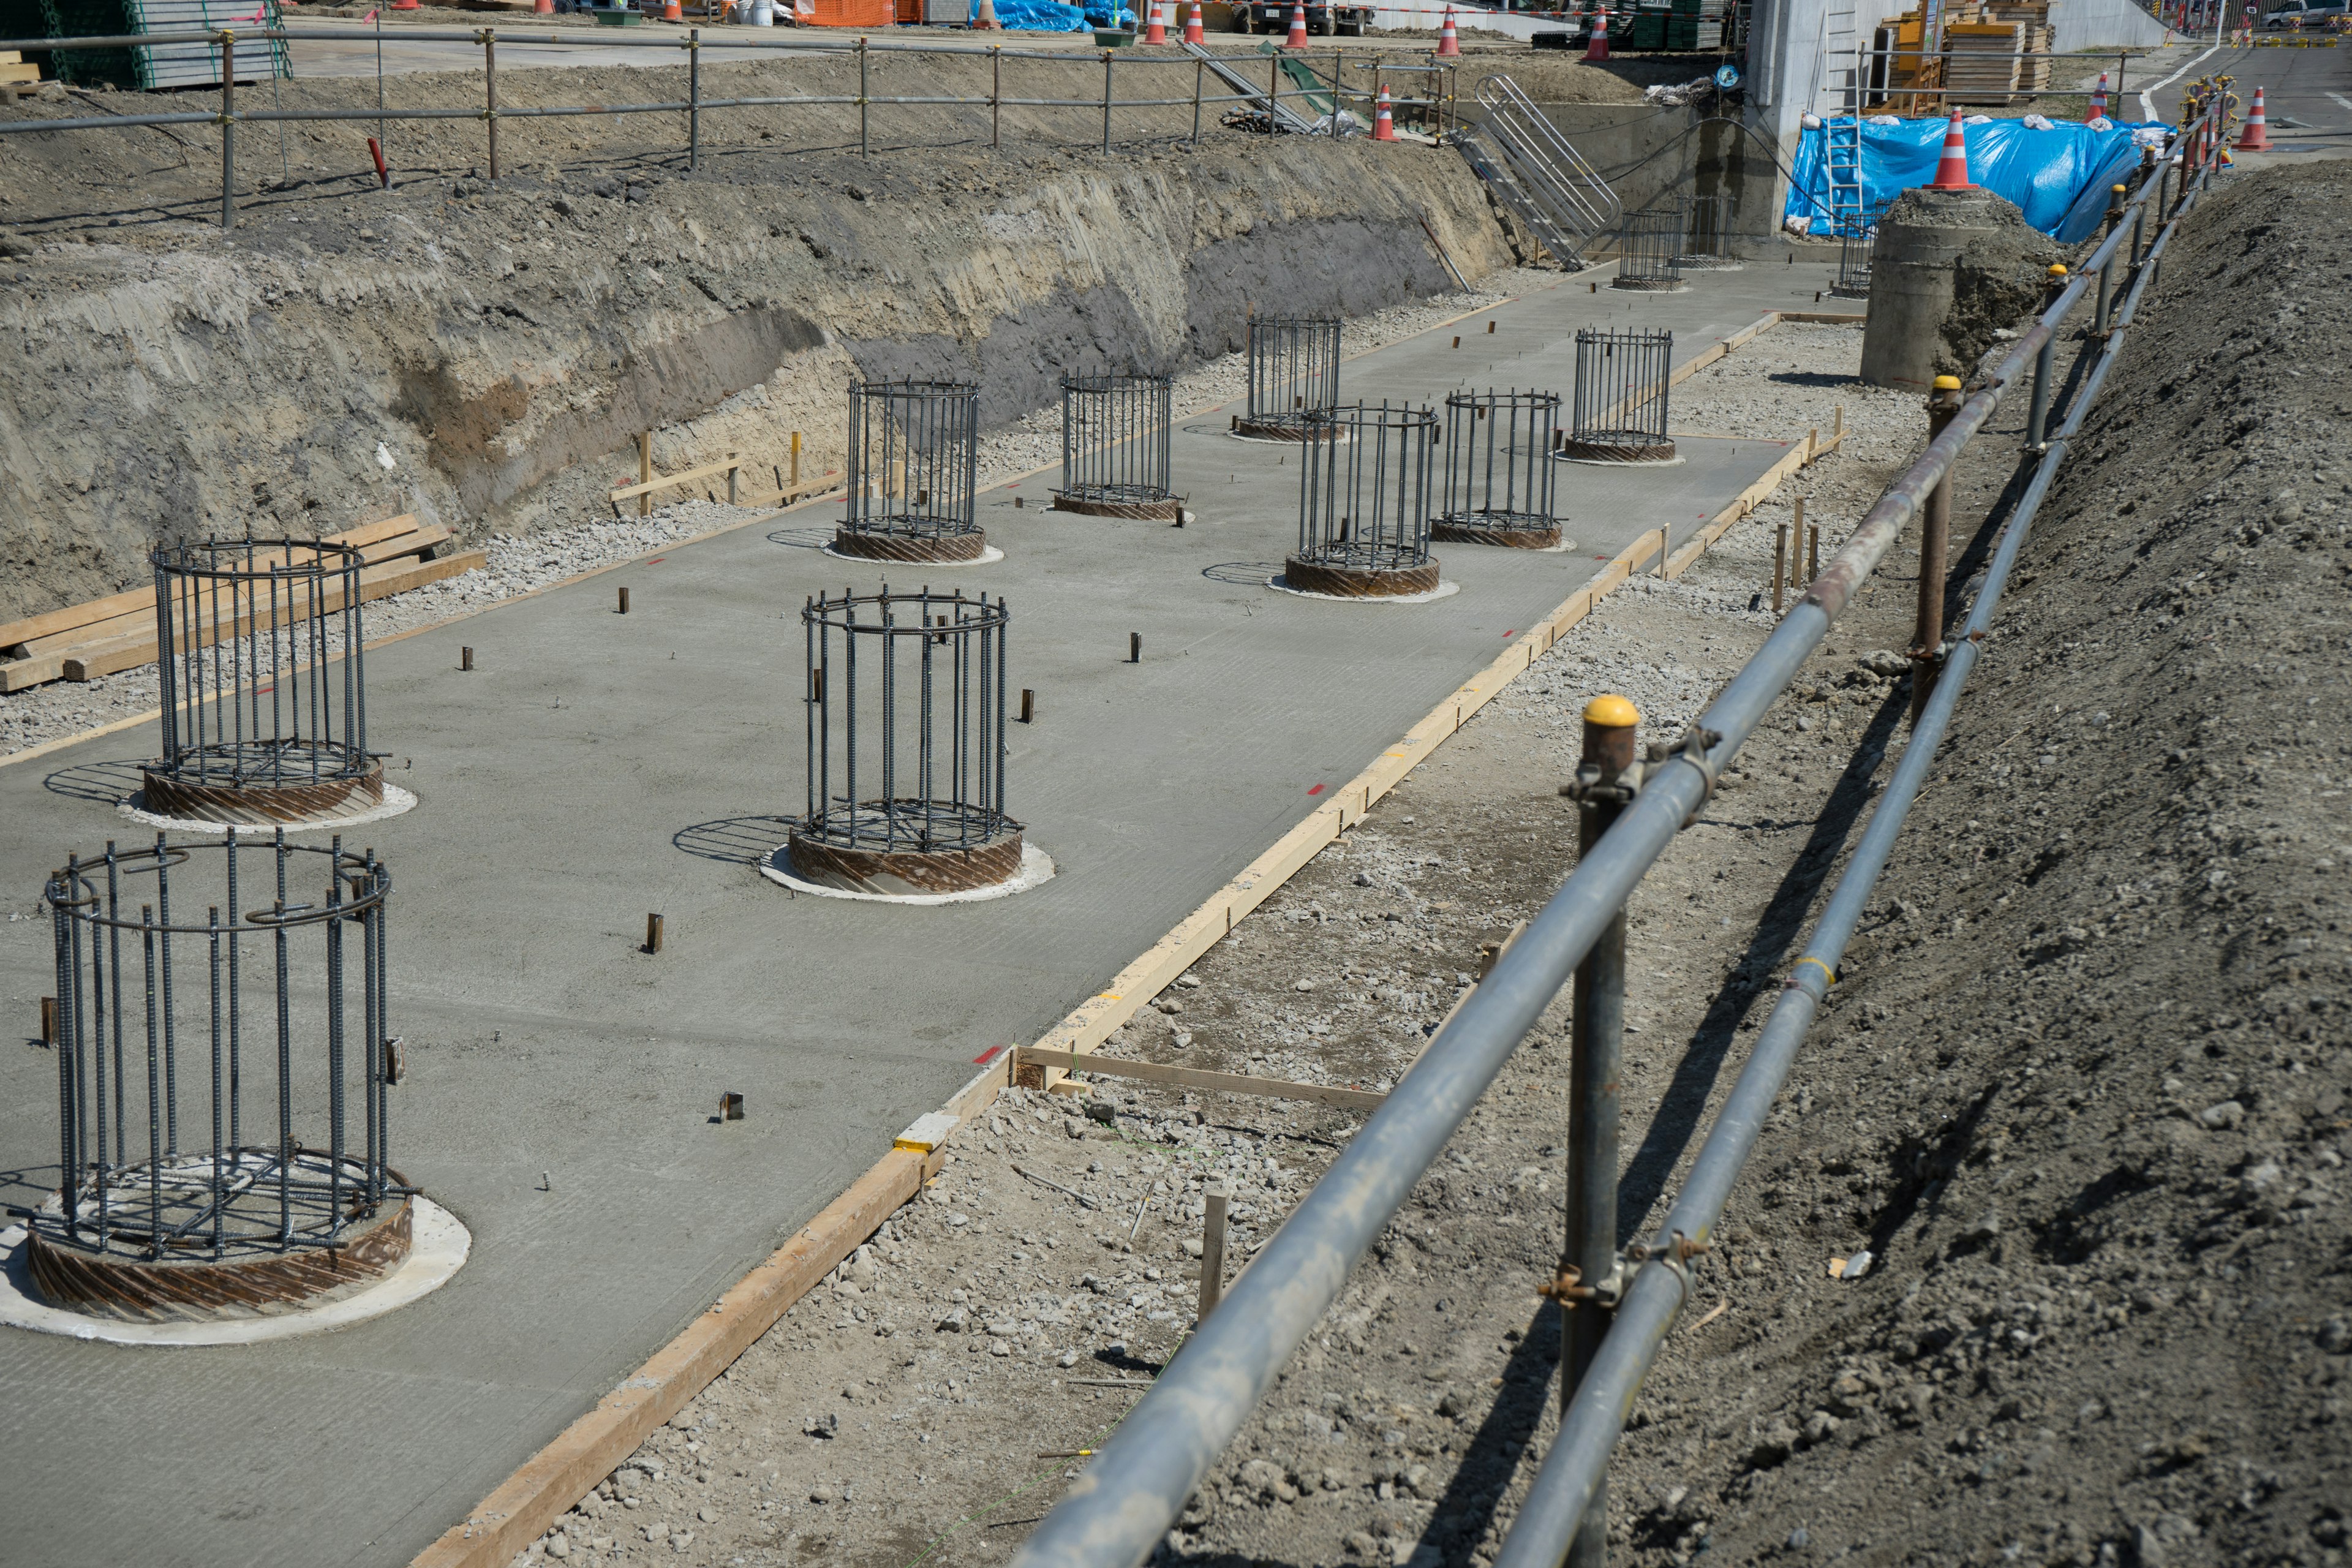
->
xmin=1912 ymin=375 xmax=1965 ymax=725
xmin=219 ymin=30 xmax=236 ymax=231
xmin=688 ymin=29 xmax=701 ymax=171
xmin=2026 ymin=263 xmax=2065 ymax=451
xmin=483 ymin=29 xmax=500 ymax=181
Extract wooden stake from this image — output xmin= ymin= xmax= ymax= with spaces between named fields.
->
xmin=790 ymin=430 xmax=802 ymax=491
xmin=1199 ymin=1182 xmax=1229 ymax=1321
xmin=40 ymin=995 xmax=56 ymax=1046
xmin=617 ymin=586 xmax=631 ymax=616
xmin=1773 ymin=523 xmax=1789 ymax=614
xmin=645 ymin=913 xmax=663 ymax=954
xmin=461 ymin=646 xmax=474 ymax=671
xmin=637 ymin=432 xmax=652 ymax=519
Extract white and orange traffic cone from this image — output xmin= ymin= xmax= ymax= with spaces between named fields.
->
xmin=534 ymin=0 xmax=553 ymax=12
xmin=1436 ymin=4 xmax=1461 ymax=56
xmin=2084 ymin=70 xmax=2108 ymax=121
xmin=1184 ymin=0 xmax=1204 ymax=39
xmin=1284 ymin=1 xmax=1308 ymax=46
xmin=1372 ymin=83 xmax=1396 ymax=139
xmin=1585 ymin=6 xmax=1608 ymax=59
xmin=1929 ymin=107 xmax=1974 ymax=189
xmin=2238 ymin=83 xmax=2272 ymax=148
xmin=662 ymin=0 xmax=682 ymax=19
xmin=972 ymin=0 xmax=1000 ymax=26
xmin=1144 ymin=0 xmax=1166 ymax=42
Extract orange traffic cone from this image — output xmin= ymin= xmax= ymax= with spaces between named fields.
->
xmin=972 ymin=0 xmax=1000 ymax=26
xmin=1584 ymin=7 xmax=1608 ymax=59
xmin=2238 ymin=84 xmax=2272 ymax=148
xmin=1285 ymin=1 xmax=1307 ymax=47
xmin=662 ymin=0 xmax=682 ymax=18
xmin=534 ymin=0 xmax=553 ymax=12
xmin=1928 ymin=107 xmax=1974 ymax=189
xmin=390 ymin=0 xmax=417 ymax=11
xmin=1372 ymin=83 xmax=1396 ymax=139
xmin=1436 ymin=4 xmax=1461 ymax=56
xmin=2084 ymin=70 xmax=2108 ymax=121
xmin=1145 ymin=0 xmax=1166 ymax=42
xmin=1184 ymin=0 xmax=1203 ymax=39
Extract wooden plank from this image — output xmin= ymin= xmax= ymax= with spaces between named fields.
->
xmin=409 ymin=1147 xmax=931 ymax=1568
xmin=1774 ymin=311 xmax=1866 ymax=325
xmin=64 ymin=551 xmax=484 ymax=682
xmin=609 ymin=454 xmax=741 ymax=505
xmin=18 ymin=526 xmax=455 ymax=660
xmin=0 ymin=515 xmax=424 ymax=652
xmin=0 ymin=654 xmax=66 ymax=693
xmin=1015 ymin=1047 xmax=1387 ymax=1112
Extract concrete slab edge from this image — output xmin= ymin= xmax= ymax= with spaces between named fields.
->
xmin=403 ymin=304 xmax=1812 ymax=1568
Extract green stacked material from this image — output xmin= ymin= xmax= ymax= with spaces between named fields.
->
xmin=1629 ymin=9 xmax=1665 ymax=47
xmin=37 ymin=0 xmax=135 ymax=86
xmin=1665 ymin=15 xmax=1722 ymax=45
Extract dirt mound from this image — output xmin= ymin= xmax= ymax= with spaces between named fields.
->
xmin=1885 ymin=186 xmax=2068 ymax=382
xmin=1612 ymin=160 xmax=2352 ymax=1567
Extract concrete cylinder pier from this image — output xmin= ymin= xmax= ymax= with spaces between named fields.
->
xmin=1861 ymin=187 xmax=2019 ymax=393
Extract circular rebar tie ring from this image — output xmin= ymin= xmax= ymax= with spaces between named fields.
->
xmin=1561 ymin=434 xmax=1679 ymax=463
xmin=1431 ymin=513 xmax=1564 ymax=549
xmin=141 ymin=759 xmax=385 ymax=826
xmin=786 ymin=816 xmax=1026 ymax=896
xmin=1828 ymin=279 xmax=1870 ymax=300
xmin=1233 ymin=416 xmax=1343 ymax=443
xmin=1608 ymin=275 xmax=1686 ymax=293
xmin=1283 ymin=554 xmax=1443 ymax=598
xmin=831 ymin=525 xmax=989 ymax=563
xmin=25 ymin=1153 xmax=413 ymax=1322
xmin=1672 ymin=254 xmax=1743 ymax=271
xmin=1050 ymin=492 xmax=1185 ymax=521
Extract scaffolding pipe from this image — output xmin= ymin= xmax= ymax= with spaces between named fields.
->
xmin=1488 ymin=138 xmax=2204 ymax=1568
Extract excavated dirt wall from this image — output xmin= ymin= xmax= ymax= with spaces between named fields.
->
xmin=0 ymin=54 xmax=1515 ymax=619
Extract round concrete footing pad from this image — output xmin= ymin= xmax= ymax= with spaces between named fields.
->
xmin=821 ymin=543 xmax=1003 ymax=566
xmin=120 ymin=782 xmax=420 ymax=836
xmin=760 ymin=842 xmax=1055 ymax=904
xmin=828 ymin=527 xmax=989 ymax=564
xmin=0 ymin=1197 xmax=470 ymax=1348
xmin=1268 ymin=575 xmax=1460 ymax=605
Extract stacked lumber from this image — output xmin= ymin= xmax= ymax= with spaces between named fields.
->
xmin=0 ymin=517 xmax=486 ymax=692
xmin=1985 ymin=1 xmax=2055 ymax=91
xmin=0 ymin=51 xmax=39 ymax=87
xmin=1944 ymin=21 xmax=2024 ymax=104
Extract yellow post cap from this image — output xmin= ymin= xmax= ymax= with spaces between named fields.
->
xmin=2112 ymin=183 xmax=2128 ymax=192
xmin=1583 ymin=694 xmax=1641 ymax=728
xmin=1932 ymin=375 xmax=1963 ymax=390
xmin=2049 ymin=262 xmax=2069 ymax=275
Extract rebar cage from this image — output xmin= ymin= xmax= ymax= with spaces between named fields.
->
xmin=1434 ymin=390 xmax=1565 ymax=548
xmin=1831 ymin=200 xmax=1888 ymax=298
xmin=1054 ymin=374 xmax=1182 ymax=519
xmin=839 ymin=381 xmax=983 ymax=561
xmin=797 ymin=586 xmax=1014 ymax=872
xmin=1288 ymin=402 xmax=1440 ymax=595
xmin=1562 ymin=328 xmax=1677 ymax=463
xmin=1241 ymin=317 xmax=1342 ymax=439
xmin=148 ymin=538 xmax=380 ymax=824
xmin=35 ymin=832 xmax=405 ymax=1317
xmin=1610 ymin=206 xmax=1686 ymax=292
xmin=1672 ymin=193 xmax=1740 ymax=270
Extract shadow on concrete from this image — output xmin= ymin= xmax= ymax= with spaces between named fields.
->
xmin=673 ymin=816 xmax=797 ymax=865
xmin=42 ymin=758 xmax=146 ymax=806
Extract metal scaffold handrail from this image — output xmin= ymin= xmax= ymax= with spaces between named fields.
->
xmin=1469 ymin=72 xmax=1619 ymax=257
xmin=1006 ymin=99 xmax=2223 ymax=1568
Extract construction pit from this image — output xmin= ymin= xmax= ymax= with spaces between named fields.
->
xmin=1 ymin=32 xmax=2348 ymax=1568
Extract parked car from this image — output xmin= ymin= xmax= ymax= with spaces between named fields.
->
xmin=2263 ymin=1 xmax=2344 ymax=28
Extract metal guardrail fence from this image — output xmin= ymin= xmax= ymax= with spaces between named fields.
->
xmin=1006 ymin=96 xmax=2227 ymax=1568
xmin=0 ymin=27 xmax=1457 ymax=227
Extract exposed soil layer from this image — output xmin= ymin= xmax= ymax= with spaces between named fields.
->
xmin=0 ymin=55 xmax=1512 ymax=619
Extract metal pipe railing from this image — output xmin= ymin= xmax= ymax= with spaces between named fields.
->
xmin=1488 ymin=118 xmax=2207 ymax=1568
xmin=1007 ymin=97 xmax=2220 ymax=1568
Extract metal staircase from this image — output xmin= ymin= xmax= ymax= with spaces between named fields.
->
xmin=1179 ymin=40 xmax=1320 ymax=134
xmin=1456 ymin=74 xmax=1620 ymax=268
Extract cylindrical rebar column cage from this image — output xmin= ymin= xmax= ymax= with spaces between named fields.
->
xmin=32 ymin=832 xmax=411 ymax=1321
xmin=1672 ymin=193 xmax=1741 ymax=270
xmin=146 ymin=540 xmax=381 ymax=826
xmin=1560 ymin=328 xmax=1678 ymax=464
xmin=1236 ymin=317 xmax=1342 ymax=441
xmin=1052 ymin=374 xmax=1184 ymax=520
xmin=1830 ymin=201 xmax=1888 ymax=299
xmin=1609 ymin=206 xmax=1686 ymax=292
xmin=1433 ymin=390 xmax=1566 ymax=549
xmin=787 ymin=587 xmax=1020 ymax=896
xmin=835 ymin=380 xmax=986 ymax=564
xmin=1286 ymin=402 xmax=1441 ymax=598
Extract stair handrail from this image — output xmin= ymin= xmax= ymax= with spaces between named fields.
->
xmin=1472 ymin=73 xmax=1621 ymax=244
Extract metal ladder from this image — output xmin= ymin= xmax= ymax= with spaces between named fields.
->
xmin=1825 ymin=35 xmax=1868 ymax=237
xmin=1178 ymin=40 xmax=1321 ymax=134
xmin=1460 ymin=74 xmax=1619 ymax=266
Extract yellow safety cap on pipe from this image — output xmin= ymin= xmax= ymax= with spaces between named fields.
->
xmin=1932 ymin=375 xmax=1963 ymax=390
xmin=1583 ymin=694 xmax=1641 ymax=728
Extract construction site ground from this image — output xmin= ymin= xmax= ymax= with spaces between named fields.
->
xmin=529 ymin=162 xmax=2352 ymax=1568
xmin=0 ymin=259 xmax=1866 ymax=1568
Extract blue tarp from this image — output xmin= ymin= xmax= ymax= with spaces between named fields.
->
xmin=983 ymin=0 xmax=1133 ymax=24
xmin=1785 ymin=118 xmax=2146 ymax=239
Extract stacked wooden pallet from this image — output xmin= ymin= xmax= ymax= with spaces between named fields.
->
xmin=1945 ymin=20 xmax=2025 ymax=104
xmin=0 ymin=517 xmax=485 ymax=692
xmin=1986 ymin=1 xmax=2055 ymax=92
xmin=0 ymin=51 xmax=41 ymax=86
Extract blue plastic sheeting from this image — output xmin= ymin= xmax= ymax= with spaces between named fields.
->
xmin=1785 ymin=117 xmax=2143 ymax=237
xmin=991 ymin=0 xmax=1087 ymax=28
